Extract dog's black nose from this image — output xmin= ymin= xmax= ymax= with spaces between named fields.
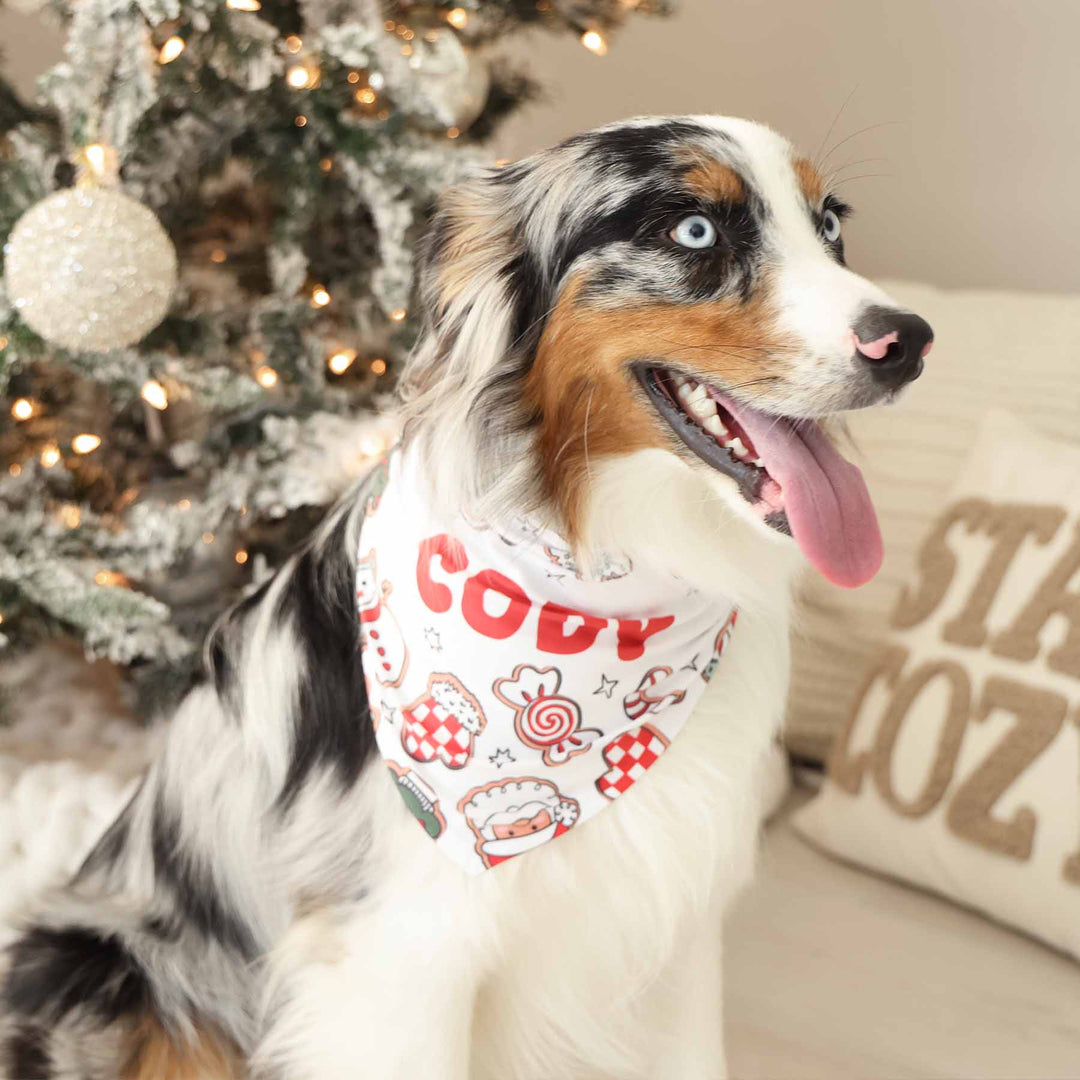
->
xmin=852 ymin=306 xmax=934 ymax=389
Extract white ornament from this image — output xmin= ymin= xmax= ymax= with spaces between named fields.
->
xmin=4 ymin=186 xmax=178 ymax=352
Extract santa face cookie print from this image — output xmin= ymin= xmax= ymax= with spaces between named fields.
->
xmin=459 ymin=777 xmax=580 ymax=868
xmin=401 ymin=673 xmax=487 ymax=770
xmin=493 ymin=664 xmax=601 ymax=766
xmin=356 ymin=549 xmax=409 ymax=688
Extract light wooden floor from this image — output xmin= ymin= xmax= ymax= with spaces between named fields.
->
xmin=725 ymin=815 xmax=1080 ymax=1079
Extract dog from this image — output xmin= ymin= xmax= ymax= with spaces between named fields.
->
xmin=0 ymin=115 xmax=932 ymax=1079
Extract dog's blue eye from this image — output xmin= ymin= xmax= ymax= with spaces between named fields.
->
xmin=822 ymin=208 xmax=842 ymax=244
xmin=671 ymin=214 xmax=717 ymax=249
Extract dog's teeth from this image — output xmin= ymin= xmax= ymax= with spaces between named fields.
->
xmin=690 ymin=397 xmax=717 ymax=419
xmin=752 ymin=457 xmax=765 ymax=468
xmin=677 ymin=382 xmax=694 ymax=400
xmin=688 ymin=384 xmax=708 ymax=402
xmin=703 ymin=414 xmax=726 ymax=436
xmin=726 ymin=436 xmax=749 ymax=458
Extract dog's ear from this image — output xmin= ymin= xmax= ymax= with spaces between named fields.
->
xmin=400 ymin=166 xmax=548 ymax=516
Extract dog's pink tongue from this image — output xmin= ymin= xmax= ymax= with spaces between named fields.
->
xmin=719 ymin=398 xmax=883 ymax=588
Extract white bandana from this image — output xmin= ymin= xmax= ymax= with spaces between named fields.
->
xmin=356 ymin=444 xmax=738 ymax=874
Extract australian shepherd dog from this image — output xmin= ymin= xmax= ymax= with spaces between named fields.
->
xmin=1 ymin=116 xmax=931 ymax=1079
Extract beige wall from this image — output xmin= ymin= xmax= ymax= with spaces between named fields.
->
xmin=4 ymin=0 xmax=1079 ymax=293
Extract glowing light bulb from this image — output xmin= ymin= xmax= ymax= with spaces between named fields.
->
xmin=11 ymin=398 xmax=33 ymax=421
xmin=360 ymin=435 xmax=385 ymax=457
xmin=210 ymin=248 xmax=227 ymax=263
xmin=85 ymin=144 xmax=108 ymax=177
xmin=227 ymin=0 xmax=262 ymax=10
xmin=202 ymin=532 xmax=215 ymax=544
xmin=319 ymin=157 xmax=333 ymax=172
xmin=581 ymin=30 xmax=608 ymax=55
xmin=390 ymin=307 xmax=407 ymax=322
xmin=141 ymin=380 xmax=168 ymax=411
xmin=370 ymin=358 xmax=387 ymax=375
xmin=311 ymin=285 xmax=331 ymax=308
xmin=60 ymin=503 xmax=81 ymax=529
xmin=446 ymin=7 xmax=468 ymax=29
xmin=446 ymin=126 xmax=461 ymax=139
xmin=0 ymin=612 xmax=4 ymax=625
xmin=40 ymin=444 xmax=61 ymax=468
xmin=287 ymin=64 xmax=312 ymax=88
xmin=158 ymin=36 xmax=186 ymax=63
xmin=255 ymin=365 xmax=279 ymax=388
xmin=8 ymin=463 xmax=22 ymax=477
xmin=177 ymin=499 xmax=191 ymax=510
xmin=294 ymin=115 xmax=308 ymax=127
xmin=347 ymin=70 xmax=361 ymax=84
xmin=235 ymin=549 xmax=249 ymax=565
xmin=356 ymin=88 xmax=377 ymax=105
xmin=72 ymin=433 xmax=102 ymax=455
xmin=328 ymin=348 xmax=357 ymax=374
xmin=285 ymin=34 xmax=303 ymax=53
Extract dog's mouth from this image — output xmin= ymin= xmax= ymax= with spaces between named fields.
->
xmin=635 ymin=363 xmax=883 ymax=588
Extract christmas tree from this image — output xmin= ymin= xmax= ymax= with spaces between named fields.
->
xmin=0 ymin=0 xmax=668 ymax=715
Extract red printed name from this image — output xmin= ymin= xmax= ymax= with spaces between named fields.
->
xmin=417 ymin=533 xmax=672 ymax=660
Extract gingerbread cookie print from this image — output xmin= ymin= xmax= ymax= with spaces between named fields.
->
xmin=400 ymin=673 xmax=487 ymax=770
xmin=459 ymin=777 xmax=580 ymax=869
xmin=356 ymin=549 xmax=409 ymax=688
xmin=494 ymin=663 xmax=601 ymax=766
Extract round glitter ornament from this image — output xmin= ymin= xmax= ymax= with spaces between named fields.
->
xmin=4 ymin=186 xmax=178 ymax=352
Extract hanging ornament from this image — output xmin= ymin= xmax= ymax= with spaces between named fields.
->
xmin=3 ymin=147 xmax=178 ymax=353
xmin=382 ymin=14 xmax=491 ymax=131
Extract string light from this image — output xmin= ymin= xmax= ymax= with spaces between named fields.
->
xmin=285 ymin=34 xmax=303 ymax=53
xmin=235 ymin=549 xmax=249 ymax=565
xmin=177 ymin=498 xmax=191 ymax=510
xmin=8 ymin=463 xmax=22 ymax=477
xmin=60 ymin=503 xmax=81 ymax=529
xmin=311 ymin=285 xmax=331 ymax=307
xmin=356 ymin=88 xmax=377 ymax=105
xmin=94 ymin=569 xmax=126 ymax=587
xmin=361 ymin=435 xmax=385 ymax=457
xmin=210 ymin=248 xmax=227 ymax=263
xmin=157 ymin=36 xmax=186 ymax=64
xmin=319 ymin=157 xmax=333 ymax=172
xmin=40 ymin=444 xmax=61 ymax=468
xmin=141 ymin=380 xmax=169 ymax=410
xmin=84 ymin=143 xmax=112 ymax=179
xmin=202 ymin=532 xmax=215 ymax=544
xmin=227 ymin=0 xmax=262 ymax=10
xmin=446 ymin=7 xmax=468 ymax=28
xmin=0 ymin=612 xmax=4 ymax=625
xmin=371 ymin=358 xmax=387 ymax=375
xmin=347 ymin=71 xmax=361 ymax=84
xmin=72 ymin=433 xmax=102 ymax=454
xmin=294 ymin=115 xmax=308 ymax=127
xmin=446 ymin=126 xmax=461 ymax=139
xmin=581 ymin=30 xmax=608 ymax=55
xmin=0 ymin=336 xmax=8 ymax=349
xmin=328 ymin=348 xmax=357 ymax=374
xmin=287 ymin=58 xmax=320 ymax=90
xmin=402 ymin=44 xmax=413 ymax=57
xmin=391 ymin=307 xmax=407 ymax=322
xmin=255 ymin=365 xmax=279 ymax=388
xmin=369 ymin=72 xmax=385 ymax=90
xmin=11 ymin=398 xmax=34 ymax=421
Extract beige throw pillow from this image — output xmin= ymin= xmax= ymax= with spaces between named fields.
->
xmin=793 ymin=410 xmax=1080 ymax=958
xmin=787 ymin=280 xmax=1080 ymax=760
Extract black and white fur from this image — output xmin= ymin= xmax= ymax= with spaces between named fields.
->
xmin=1 ymin=115 xmax=927 ymax=1079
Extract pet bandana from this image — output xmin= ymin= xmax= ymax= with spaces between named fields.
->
xmin=356 ymin=443 xmax=738 ymax=874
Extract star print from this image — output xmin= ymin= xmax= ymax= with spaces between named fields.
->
xmin=424 ymin=626 xmax=443 ymax=651
xmin=681 ymin=654 xmax=700 ymax=672
xmin=380 ymin=700 xmax=398 ymax=725
xmin=594 ymin=674 xmax=618 ymax=698
xmin=489 ymin=748 xmax=516 ymax=768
